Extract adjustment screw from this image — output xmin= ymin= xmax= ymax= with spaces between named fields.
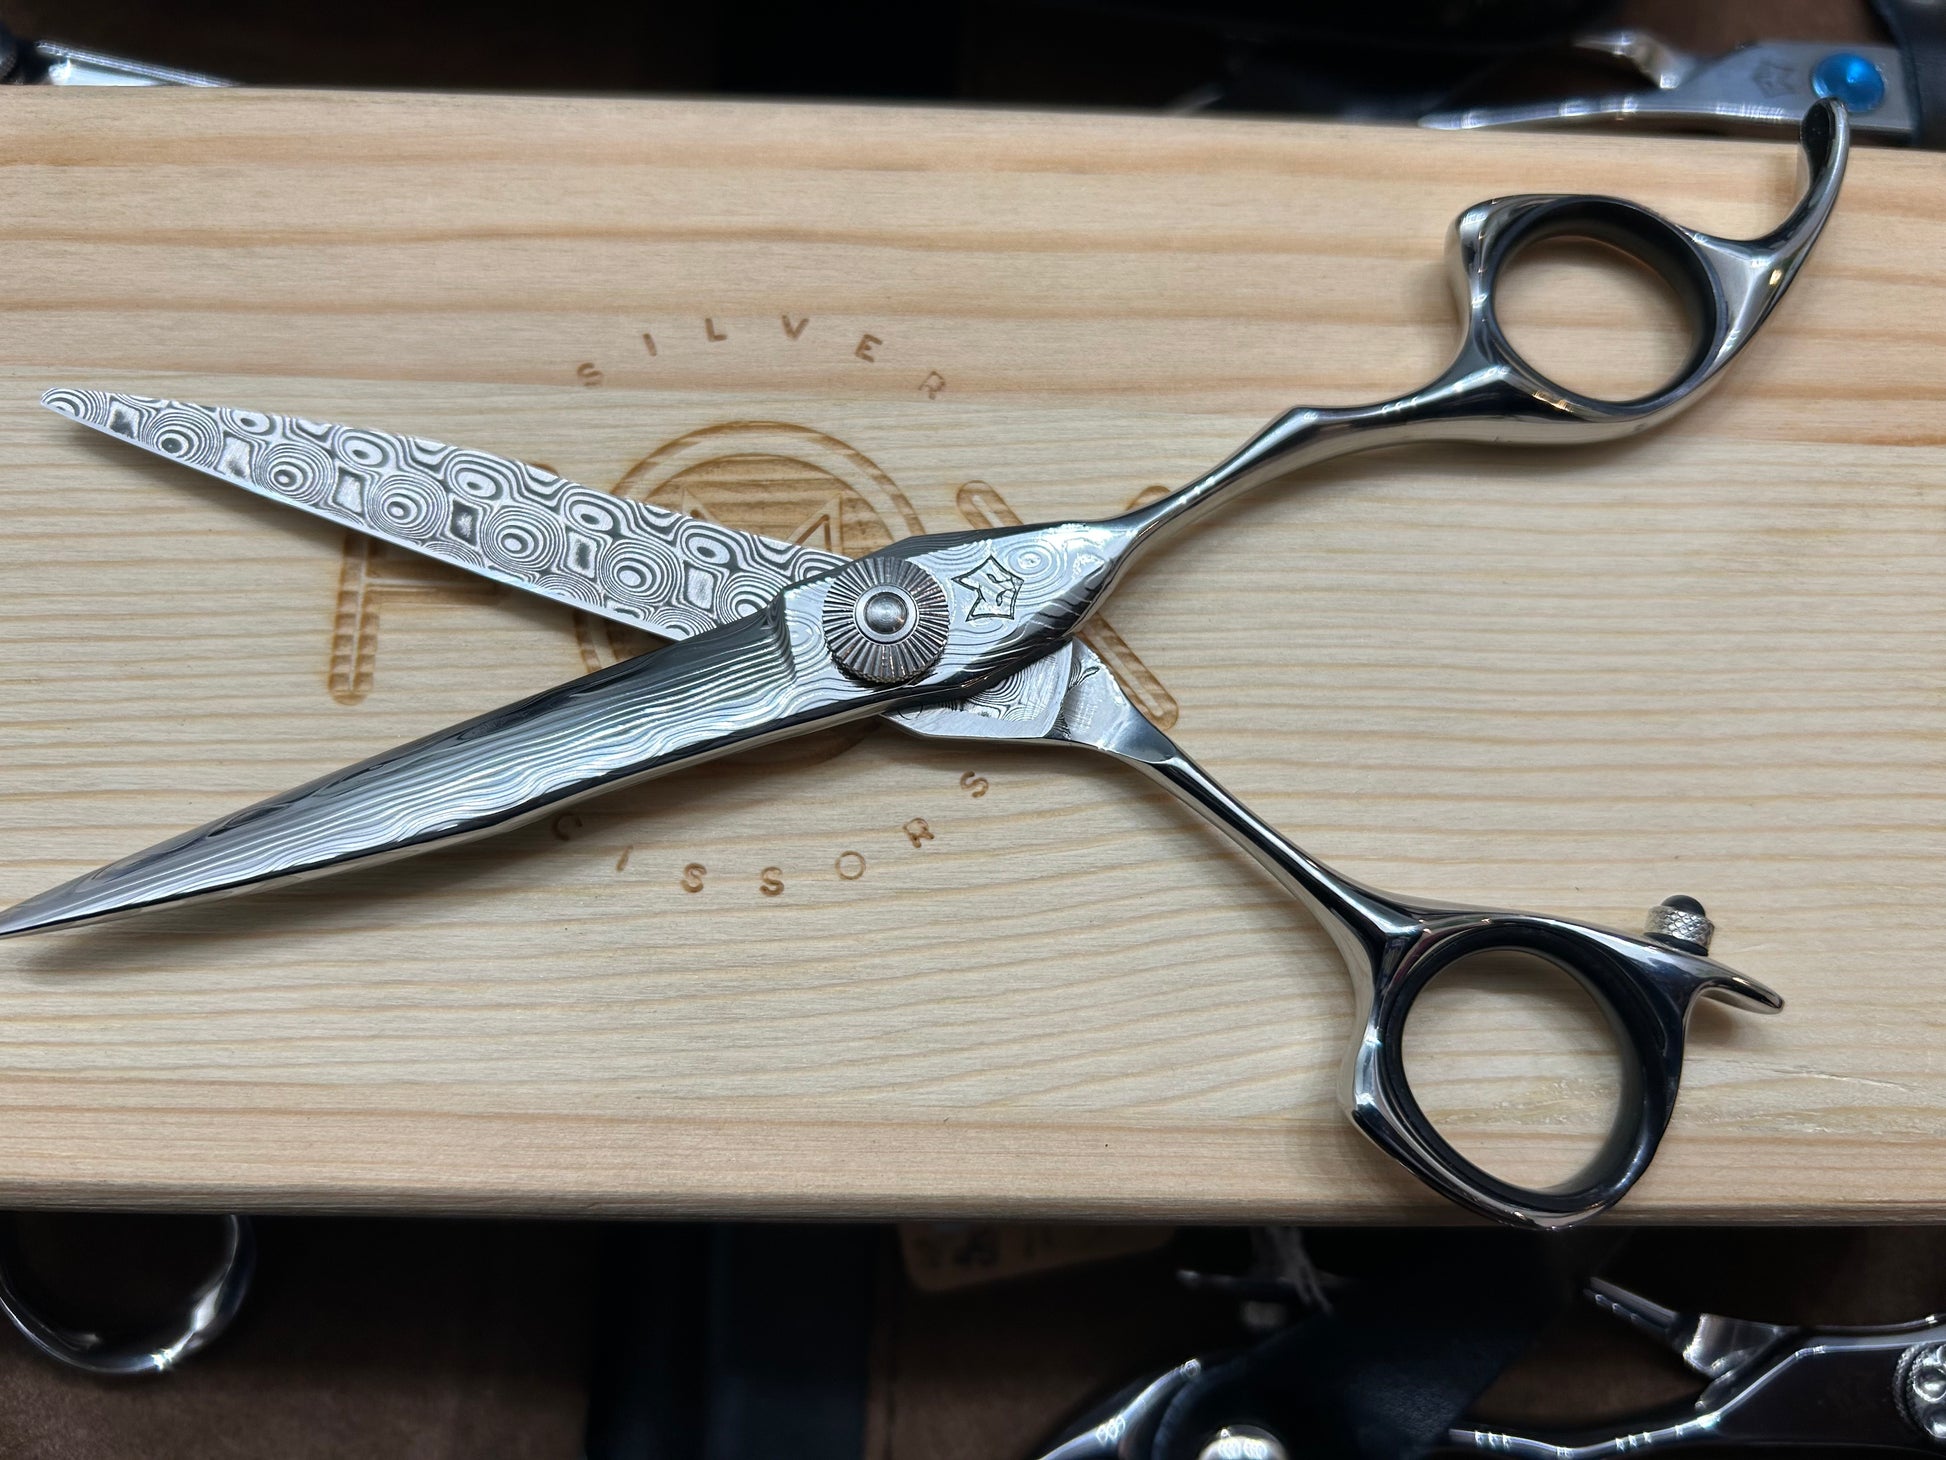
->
xmin=820 ymin=556 xmax=950 ymax=685
xmin=1197 ymin=1427 xmax=1289 ymax=1460
xmin=1644 ymin=894 xmax=1714 ymax=955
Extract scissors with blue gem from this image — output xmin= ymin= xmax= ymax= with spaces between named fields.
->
xmin=1422 ymin=30 xmax=1914 ymax=141
xmin=0 ymin=104 xmax=1849 ymax=1229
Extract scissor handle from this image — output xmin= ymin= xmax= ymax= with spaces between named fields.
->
xmin=1341 ymin=901 xmax=1781 ymax=1228
xmin=0 ymin=1211 xmax=254 ymax=1375
xmin=1101 ymin=715 xmax=1784 ymax=1229
xmin=1122 ymin=100 xmax=1848 ymax=550
xmin=1430 ymin=95 xmax=1845 ymax=438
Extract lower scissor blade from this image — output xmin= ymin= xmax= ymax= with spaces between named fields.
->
xmin=0 ymin=607 xmax=874 ymax=937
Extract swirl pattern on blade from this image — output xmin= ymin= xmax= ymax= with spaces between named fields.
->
xmin=40 ymin=389 xmax=842 ymax=637
xmin=34 ymin=388 xmax=1139 ymax=763
xmin=0 ymin=607 xmax=886 ymax=931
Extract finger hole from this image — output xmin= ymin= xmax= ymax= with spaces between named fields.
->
xmin=1401 ymin=949 xmax=1625 ymax=1192
xmin=0 ymin=1211 xmax=230 ymax=1343
xmin=1490 ymin=237 xmax=1697 ymax=403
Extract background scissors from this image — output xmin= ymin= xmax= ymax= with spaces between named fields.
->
xmin=1450 ymin=1277 xmax=1946 ymax=1457
xmin=1031 ymin=1272 xmax=1946 ymax=1460
xmin=1422 ymin=30 xmax=1916 ymax=142
xmin=0 ymin=102 xmax=1848 ymax=1229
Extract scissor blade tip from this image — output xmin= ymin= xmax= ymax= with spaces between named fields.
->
xmin=0 ymin=903 xmax=62 ymax=939
xmin=0 ymin=885 xmax=128 ymax=939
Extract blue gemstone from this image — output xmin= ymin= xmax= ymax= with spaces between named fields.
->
xmin=1811 ymin=52 xmax=1886 ymax=114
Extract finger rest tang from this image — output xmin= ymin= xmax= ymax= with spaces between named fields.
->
xmin=1339 ymin=895 xmax=1779 ymax=1229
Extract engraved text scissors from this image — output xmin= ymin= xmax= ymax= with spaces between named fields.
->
xmin=0 ymin=103 xmax=1850 ymax=1229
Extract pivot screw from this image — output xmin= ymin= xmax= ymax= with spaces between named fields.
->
xmin=820 ymin=556 xmax=950 ymax=685
xmin=1644 ymin=894 xmax=1714 ymax=955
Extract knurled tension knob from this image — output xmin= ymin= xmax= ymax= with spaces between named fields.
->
xmin=1644 ymin=894 xmax=1714 ymax=955
xmin=820 ymin=556 xmax=950 ymax=685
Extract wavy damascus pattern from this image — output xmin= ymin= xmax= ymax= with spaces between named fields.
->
xmin=41 ymin=389 xmax=839 ymax=638
xmin=0 ymin=606 xmax=888 ymax=934
xmin=6 ymin=388 xmax=1146 ymax=935
xmin=39 ymin=386 xmax=1096 ymax=748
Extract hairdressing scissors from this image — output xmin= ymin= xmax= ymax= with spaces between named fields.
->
xmin=1031 ymin=1272 xmax=1946 ymax=1460
xmin=0 ymin=103 xmax=1848 ymax=1229
xmin=0 ymin=19 xmax=228 ymax=87
xmin=1422 ymin=29 xmax=1916 ymax=142
xmin=1451 ymin=1277 xmax=1946 ymax=1456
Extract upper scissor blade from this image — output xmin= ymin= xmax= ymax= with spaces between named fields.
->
xmin=0 ymin=603 xmax=885 ymax=937
xmin=42 ymin=389 xmax=845 ymax=639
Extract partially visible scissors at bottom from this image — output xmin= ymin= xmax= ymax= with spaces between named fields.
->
xmin=1032 ymin=1274 xmax=1946 ymax=1459
xmin=0 ymin=102 xmax=1850 ymax=1229
xmin=1453 ymin=1277 xmax=1946 ymax=1457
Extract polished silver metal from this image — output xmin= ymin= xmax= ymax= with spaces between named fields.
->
xmin=0 ymin=23 xmax=228 ymax=87
xmin=1451 ymin=1280 xmax=1946 ymax=1456
xmin=1902 ymin=1344 xmax=1946 ymax=1444
xmin=28 ymin=43 xmax=228 ymax=87
xmin=1197 ymin=1427 xmax=1289 ymax=1460
xmin=1113 ymin=99 xmax=1847 ymax=558
xmin=6 ymin=104 xmax=1849 ymax=1228
xmin=0 ymin=599 xmax=906 ymax=932
xmin=0 ymin=1213 xmax=253 ymax=1376
xmin=1423 ymin=31 xmax=1913 ymax=141
xmin=1583 ymin=1276 xmax=1788 ymax=1382
xmin=24 ymin=390 xmax=1099 ymax=746
xmin=905 ymin=640 xmax=1782 ymax=1228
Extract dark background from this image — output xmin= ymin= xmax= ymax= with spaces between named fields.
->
xmin=1 ymin=1 xmax=1886 ymax=109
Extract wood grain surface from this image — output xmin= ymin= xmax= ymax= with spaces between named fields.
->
xmin=0 ymin=89 xmax=1940 ymax=1220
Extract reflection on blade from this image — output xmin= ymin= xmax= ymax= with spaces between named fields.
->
xmin=42 ymin=387 xmax=1140 ymax=753
xmin=27 ymin=386 xmax=1165 ymax=929
xmin=41 ymin=389 xmax=841 ymax=637
xmin=891 ymin=643 xmax=1083 ymax=741
xmin=0 ymin=607 xmax=881 ymax=937
xmin=892 ymin=640 xmax=1150 ymax=756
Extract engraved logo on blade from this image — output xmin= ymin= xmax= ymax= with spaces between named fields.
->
xmin=956 ymin=481 xmax=1179 ymax=730
xmin=952 ymin=556 xmax=1024 ymax=622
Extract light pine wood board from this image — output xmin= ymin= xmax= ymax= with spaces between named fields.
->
xmin=0 ymin=89 xmax=1940 ymax=1220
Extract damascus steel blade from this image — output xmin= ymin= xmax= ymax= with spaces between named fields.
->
xmin=41 ymin=389 xmax=843 ymax=638
xmin=0 ymin=605 xmax=889 ymax=936
xmin=40 ymin=387 xmax=1115 ymax=753
xmin=1 ymin=480 xmax=1144 ymax=935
